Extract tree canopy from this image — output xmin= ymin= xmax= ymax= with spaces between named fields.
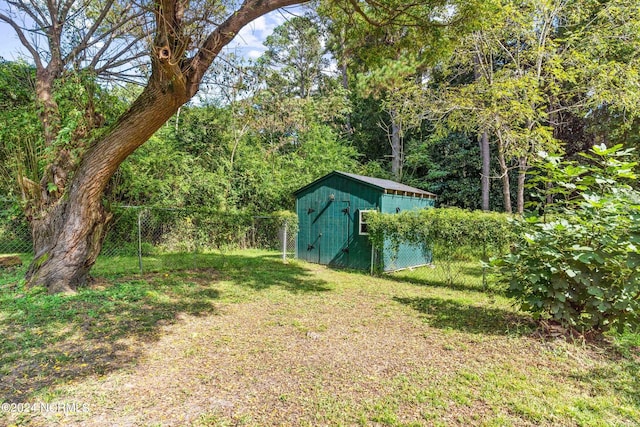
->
xmin=0 ymin=0 xmax=638 ymax=293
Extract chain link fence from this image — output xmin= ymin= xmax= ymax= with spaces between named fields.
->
xmin=0 ymin=196 xmax=31 ymax=255
xmin=380 ymin=242 xmax=501 ymax=293
xmin=0 ymin=209 xmax=31 ymax=254
xmin=0 ymin=206 xmax=296 ymax=275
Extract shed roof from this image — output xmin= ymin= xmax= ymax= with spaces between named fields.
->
xmin=294 ymin=171 xmax=437 ymax=199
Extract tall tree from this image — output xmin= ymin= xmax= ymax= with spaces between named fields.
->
xmin=425 ymin=0 xmax=640 ymax=213
xmin=323 ymin=0 xmax=494 ymax=180
xmin=257 ymin=14 xmax=330 ymax=98
xmin=3 ymin=0 xmax=475 ymax=293
xmin=425 ymin=0 xmax=567 ymax=213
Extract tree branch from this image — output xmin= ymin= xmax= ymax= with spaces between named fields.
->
xmin=6 ymin=0 xmax=48 ymax=28
xmin=90 ymin=32 xmax=147 ymax=72
xmin=95 ymin=50 xmax=148 ymax=76
xmin=59 ymin=0 xmax=77 ymax=24
xmin=79 ymin=7 xmax=146 ymax=53
xmin=44 ymin=0 xmax=56 ymax=27
xmin=64 ymin=0 xmax=115 ymax=64
xmin=0 ymin=12 xmax=43 ymax=69
xmin=186 ymin=0 xmax=308 ymax=96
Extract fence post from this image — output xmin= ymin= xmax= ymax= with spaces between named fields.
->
xmin=193 ymin=213 xmax=199 ymax=270
xmin=282 ymin=222 xmax=288 ymax=262
xmin=137 ymin=208 xmax=143 ymax=275
xmin=482 ymin=243 xmax=488 ymax=291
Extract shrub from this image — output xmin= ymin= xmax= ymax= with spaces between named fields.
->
xmin=367 ymin=207 xmax=513 ymax=284
xmin=367 ymin=208 xmax=512 ymax=255
xmin=495 ymin=145 xmax=640 ymax=332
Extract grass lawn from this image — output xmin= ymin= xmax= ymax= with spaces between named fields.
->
xmin=0 ymin=250 xmax=638 ymax=426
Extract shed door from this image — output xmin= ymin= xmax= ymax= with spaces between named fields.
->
xmin=304 ymin=199 xmax=352 ymax=267
xmin=303 ymin=203 xmax=323 ymax=264
xmin=325 ymin=201 xmax=352 ymax=267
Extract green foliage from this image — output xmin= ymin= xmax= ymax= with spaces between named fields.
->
xmin=496 ymin=145 xmax=640 ymax=332
xmin=367 ymin=207 xmax=513 ymax=276
xmin=0 ymin=59 xmax=34 ymax=109
xmin=166 ymin=210 xmax=255 ymax=252
xmin=0 ymin=61 xmax=128 ymax=206
xmin=116 ymin=131 xmax=227 ymax=209
xmin=405 ymin=133 xmax=504 ymax=210
xmin=270 ymin=210 xmax=299 ymax=235
xmin=368 ymin=207 xmax=512 ymax=255
xmin=101 ymin=207 xmax=298 ymax=256
xmin=0 ymin=60 xmax=41 ymax=199
xmin=0 ymin=202 xmax=31 ymax=253
xmin=257 ymin=14 xmax=330 ymax=98
xmin=326 ymin=0 xmax=494 ymax=71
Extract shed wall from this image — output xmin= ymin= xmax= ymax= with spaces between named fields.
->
xmin=380 ymin=194 xmax=435 ymax=271
xmin=296 ymin=175 xmax=380 ymax=270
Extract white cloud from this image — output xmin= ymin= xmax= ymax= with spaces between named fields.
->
xmin=227 ymin=6 xmax=306 ymax=59
xmin=232 ymin=29 xmax=262 ymax=52
xmin=247 ymin=49 xmax=263 ymax=59
xmin=250 ymin=16 xmax=267 ymax=32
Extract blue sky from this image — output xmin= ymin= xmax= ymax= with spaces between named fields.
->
xmin=0 ymin=20 xmax=25 ymax=61
xmin=0 ymin=6 xmax=303 ymax=63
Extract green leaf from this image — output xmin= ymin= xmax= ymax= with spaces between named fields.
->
xmin=46 ymin=182 xmax=58 ymax=193
xmin=554 ymin=292 xmax=566 ymax=302
xmin=627 ymin=253 xmax=640 ymax=269
xmin=587 ymin=287 xmax=604 ymax=298
xmin=574 ymin=252 xmax=593 ymax=264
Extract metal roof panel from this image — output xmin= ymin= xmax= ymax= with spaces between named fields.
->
xmin=293 ymin=171 xmax=436 ymax=198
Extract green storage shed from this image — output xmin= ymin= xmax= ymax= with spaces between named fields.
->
xmin=294 ymin=171 xmax=436 ymax=272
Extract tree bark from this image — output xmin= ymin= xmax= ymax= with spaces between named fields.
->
xmin=516 ymin=156 xmax=527 ymax=214
xmin=27 ymin=84 xmax=187 ymax=292
xmin=390 ymin=109 xmax=403 ymax=180
xmin=26 ymin=201 xmax=112 ymax=293
xmin=23 ymin=0 xmax=305 ymax=293
xmin=338 ymin=27 xmax=353 ymax=135
xmin=480 ymin=131 xmax=490 ymax=211
xmin=496 ymin=141 xmax=512 ymax=214
xmin=473 ymin=52 xmax=491 ymax=211
xmin=35 ymin=69 xmax=60 ymax=146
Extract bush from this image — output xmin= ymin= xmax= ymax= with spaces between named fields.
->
xmin=367 ymin=207 xmax=512 ymax=258
xmin=496 ymin=145 xmax=640 ymax=332
xmin=367 ymin=207 xmax=513 ymax=284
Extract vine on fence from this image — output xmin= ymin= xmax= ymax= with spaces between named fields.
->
xmin=367 ymin=207 xmax=513 ymax=286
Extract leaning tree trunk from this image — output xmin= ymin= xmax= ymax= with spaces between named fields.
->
xmin=26 ymin=84 xmax=187 ymax=293
xmin=26 ymin=200 xmax=112 ymax=293
xmin=21 ymin=0 xmax=304 ymax=293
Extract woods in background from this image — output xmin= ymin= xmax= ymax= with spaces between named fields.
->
xmin=0 ymin=0 xmax=638 ymax=291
